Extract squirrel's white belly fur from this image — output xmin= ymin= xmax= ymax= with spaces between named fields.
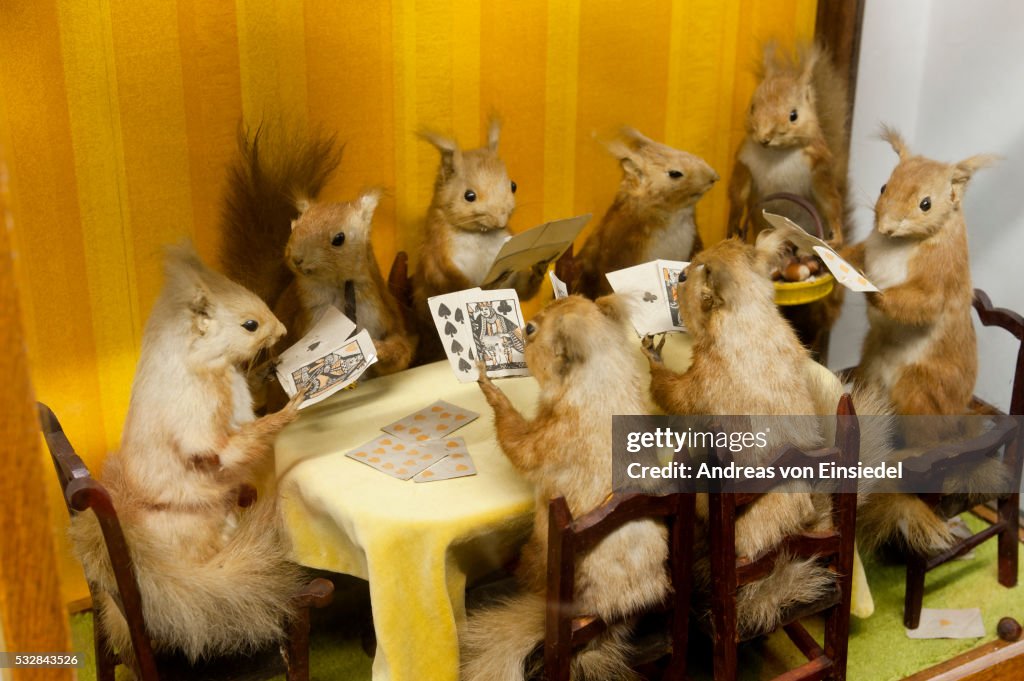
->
xmin=640 ymin=207 xmax=696 ymax=263
xmin=864 ymin=231 xmax=914 ymax=289
xmin=450 ymin=227 xmax=510 ymax=286
xmin=740 ymin=141 xmax=813 ymax=197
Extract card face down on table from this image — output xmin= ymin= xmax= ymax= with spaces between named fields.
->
xmin=605 ymin=259 xmax=689 ymax=336
xmin=428 ymin=288 xmax=530 ymax=383
xmin=275 ymin=306 xmax=378 ymax=408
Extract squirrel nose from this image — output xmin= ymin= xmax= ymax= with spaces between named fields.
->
xmin=710 ymin=171 xmax=720 ymax=183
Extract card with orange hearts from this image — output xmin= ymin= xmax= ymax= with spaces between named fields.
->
xmin=381 ymin=400 xmax=479 ymax=442
xmin=345 ymin=435 xmax=448 ymax=480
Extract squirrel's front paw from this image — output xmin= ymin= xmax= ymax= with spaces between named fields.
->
xmin=641 ymin=334 xmax=667 ymax=365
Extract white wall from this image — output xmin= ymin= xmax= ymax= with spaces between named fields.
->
xmin=830 ymin=0 xmax=1024 ymax=414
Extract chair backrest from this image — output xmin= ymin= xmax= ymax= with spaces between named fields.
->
xmin=387 ymin=250 xmax=413 ymax=310
xmin=707 ymin=394 xmax=860 ymax=677
xmin=37 ymin=402 xmax=161 ymax=680
xmin=972 ymin=288 xmax=1024 ymax=417
xmin=544 ymin=484 xmax=696 ymax=680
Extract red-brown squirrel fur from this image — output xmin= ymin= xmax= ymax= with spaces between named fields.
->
xmin=845 ymin=127 xmax=999 ymax=555
xmin=643 ymin=235 xmax=892 ymax=636
xmin=69 ymin=246 xmax=305 ymax=667
xmin=219 ymin=125 xmax=341 ymax=310
xmin=573 ymin=127 xmax=719 ymax=298
xmin=463 ymin=295 xmax=668 ymax=681
xmin=727 ymin=41 xmax=851 ymax=356
xmin=412 ymin=120 xmax=546 ymax=362
xmin=273 ymin=189 xmax=416 ymax=376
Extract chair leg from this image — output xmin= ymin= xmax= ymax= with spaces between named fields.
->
xmin=94 ymin=620 xmax=117 ymax=681
xmin=904 ymin=554 xmax=927 ymax=629
xmin=283 ymin=608 xmax=312 ymax=681
xmin=997 ymin=492 xmax=1020 ymax=587
xmin=711 ymin=612 xmax=739 ymax=681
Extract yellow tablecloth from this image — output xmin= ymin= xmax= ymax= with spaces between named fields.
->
xmin=274 ymin=333 xmax=868 ymax=681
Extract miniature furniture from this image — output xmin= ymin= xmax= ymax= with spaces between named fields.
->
xmin=706 ymin=393 xmax=861 ymax=681
xmin=841 ymin=289 xmax=1023 ymax=629
xmin=543 ymin=486 xmax=696 ymax=680
xmin=39 ymin=402 xmax=335 ymax=681
xmin=387 ymin=250 xmax=412 ymax=310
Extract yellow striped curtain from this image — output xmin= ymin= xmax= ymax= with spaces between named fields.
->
xmin=0 ymin=0 xmax=816 ymax=605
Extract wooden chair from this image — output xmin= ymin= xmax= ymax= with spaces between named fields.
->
xmin=543 ymin=485 xmax=697 ymax=680
xmin=706 ymin=394 xmax=860 ymax=681
xmin=841 ymin=289 xmax=1023 ymax=628
xmin=39 ymin=402 xmax=334 ymax=681
xmin=901 ymin=290 xmax=1022 ymax=628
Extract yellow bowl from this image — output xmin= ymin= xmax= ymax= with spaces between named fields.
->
xmin=774 ymin=272 xmax=835 ymax=306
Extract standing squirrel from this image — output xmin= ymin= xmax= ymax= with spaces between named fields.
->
xmin=273 ymin=188 xmax=416 ymax=376
xmin=642 ymin=235 xmax=891 ymax=636
xmin=573 ymin=127 xmax=719 ymax=299
xmin=412 ymin=121 xmax=546 ymax=361
xmin=727 ymin=42 xmax=851 ymax=357
xmin=845 ymin=128 xmax=997 ymax=555
xmin=219 ymin=125 xmax=341 ymax=310
xmin=463 ymin=295 xmax=668 ymax=681
xmin=69 ymin=246 xmax=306 ymax=666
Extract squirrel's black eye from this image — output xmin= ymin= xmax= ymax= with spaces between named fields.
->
xmin=789 ymin=109 xmax=798 ymax=122
xmin=464 ymin=189 xmax=477 ymax=202
xmin=331 ymin=232 xmax=345 ymax=247
xmin=524 ymin=322 xmax=537 ymax=337
xmin=668 ymin=170 xmax=684 ymax=179
xmin=919 ymin=197 xmax=931 ymax=212
xmin=880 ymin=184 xmax=887 ymax=194
xmin=510 ymin=181 xmax=517 ymax=194
xmin=678 ymin=269 xmax=687 ymax=283
xmin=242 ymin=320 xmax=259 ymax=333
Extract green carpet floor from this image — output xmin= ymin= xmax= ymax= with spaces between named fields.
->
xmin=70 ymin=514 xmax=1022 ymax=680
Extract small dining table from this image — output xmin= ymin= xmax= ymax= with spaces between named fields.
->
xmin=273 ymin=333 xmax=868 ymax=681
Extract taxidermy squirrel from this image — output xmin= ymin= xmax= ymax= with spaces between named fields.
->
xmin=573 ymin=127 xmax=719 ymax=299
xmin=412 ymin=120 xmax=546 ymax=361
xmin=69 ymin=246 xmax=306 ymax=668
xmin=219 ymin=125 xmax=414 ymax=379
xmin=273 ymin=188 xmax=416 ymax=376
xmin=463 ymin=295 xmax=669 ymax=681
xmin=727 ymin=41 xmax=851 ymax=357
xmin=845 ymin=127 xmax=999 ymax=555
xmin=642 ymin=235 xmax=891 ymax=636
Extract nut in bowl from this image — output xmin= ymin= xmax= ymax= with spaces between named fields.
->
xmin=770 ymin=250 xmax=834 ymax=306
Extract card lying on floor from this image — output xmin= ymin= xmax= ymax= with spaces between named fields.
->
xmin=275 ymin=306 xmax=377 ymax=408
xmin=605 ymin=259 xmax=688 ymax=335
xmin=414 ymin=439 xmax=476 ymax=482
xmin=428 ymin=287 xmax=530 ymax=382
xmin=761 ymin=211 xmax=880 ymax=293
xmin=482 ymin=214 xmax=591 ymax=286
xmin=905 ymin=608 xmax=985 ymax=639
xmin=381 ymin=400 xmax=479 ymax=442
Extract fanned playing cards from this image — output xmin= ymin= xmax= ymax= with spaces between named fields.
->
xmin=275 ymin=306 xmax=378 ymax=408
xmin=605 ymin=259 xmax=688 ymax=336
xmin=346 ymin=400 xmax=480 ymax=482
xmin=428 ymin=287 xmax=530 ymax=382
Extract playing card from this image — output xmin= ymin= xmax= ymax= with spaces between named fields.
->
xmin=462 ymin=288 xmax=530 ymax=381
xmin=482 ymin=214 xmax=591 ymax=286
xmin=605 ymin=260 xmax=688 ymax=336
xmin=275 ymin=307 xmax=377 ymax=408
xmin=381 ymin=400 xmax=479 ymax=442
xmin=549 ymin=270 xmax=569 ymax=300
xmin=428 ymin=288 xmax=479 ymax=378
xmin=905 ymin=608 xmax=985 ymax=639
xmin=345 ymin=434 xmax=448 ymax=480
xmin=414 ymin=439 xmax=477 ymax=482
xmin=761 ymin=211 xmax=880 ymax=293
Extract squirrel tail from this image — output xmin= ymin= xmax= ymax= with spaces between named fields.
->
xmin=461 ymin=590 xmax=638 ymax=681
xmin=219 ymin=123 xmax=342 ymax=308
xmin=809 ymin=42 xmax=853 ymax=232
xmin=70 ymin=494 xmax=305 ymax=663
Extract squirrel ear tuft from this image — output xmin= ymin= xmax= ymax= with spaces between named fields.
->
xmin=620 ymin=126 xmax=654 ymax=150
xmin=605 ymin=140 xmax=643 ymax=179
xmin=761 ymin=41 xmax=780 ymax=75
xmin=419 ymin=130 xmax=460 ymax=178
xmin=357 ymin=189 xmax=382 ymax=218
xmin=294 ymin=197 xmax=311 ymax=215
xmin=594 ymin=294 xmax=630 ymax=323
xmin=879 ymin=124 xmax=910 ymax=160
xmin=487 ymin=118 xmax=501 ymax=151
xmin=951 ymin=154 xmax=998 ymax=186
xmin=798 ymin=42 xmax=819 ymax=84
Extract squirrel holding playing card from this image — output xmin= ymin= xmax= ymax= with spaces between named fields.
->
xmin=219 ymin=125 xmax=415 ymax=380
xmin=69 ymin=246 xmax=307 ymax=668
xmin=463 ymin=295 xmax=669 ymax=681
xmin=412 ymin=120 xmax=547 ymax=362
xmin=573 ymin=127 xmax=718 ymax=298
